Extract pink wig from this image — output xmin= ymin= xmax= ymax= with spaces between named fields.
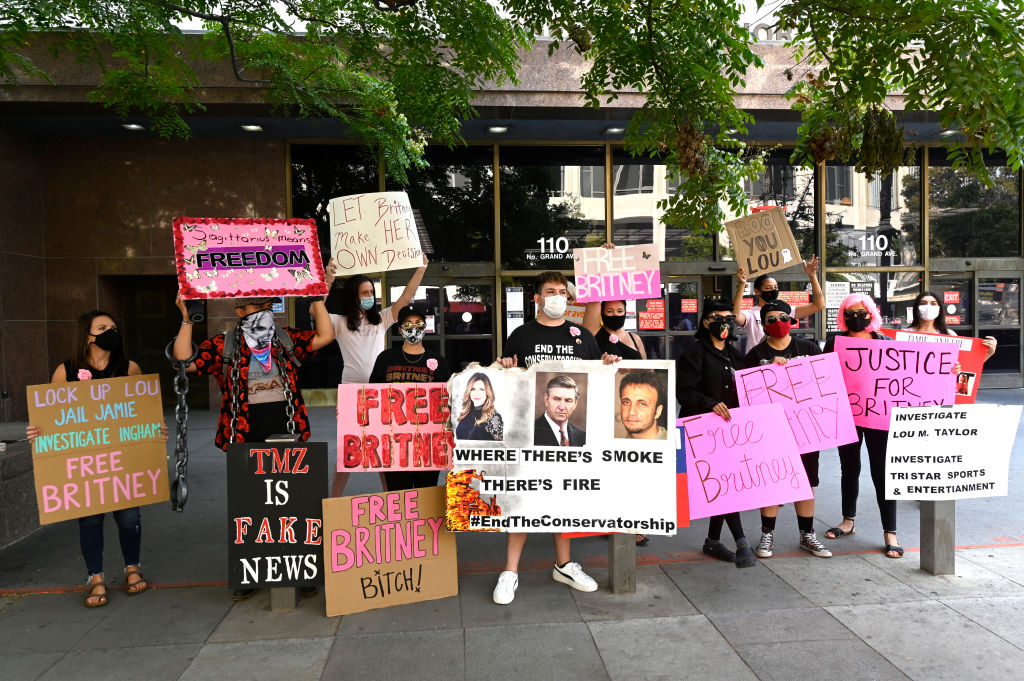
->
xmin=837 ymin=292 xmax=882 ymax=332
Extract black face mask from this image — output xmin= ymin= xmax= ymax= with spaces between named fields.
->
xmin=759 ymin=289 xmax=779 ymax=303
xmin=601 ymin=313 xmax=626 ymax=331
xmin=93 ymin=328 xmax=121 ymax=352
xmin=707 ymin=320 xmax=734 ymax=341
xmin=845 ymin=315 xmax=871 ymax=332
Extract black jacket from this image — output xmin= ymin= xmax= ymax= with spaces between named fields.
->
xmin=534 ymin=415 xmax=587 ymax=446
xmin=676 ymin=337 xmax=745 ymax=417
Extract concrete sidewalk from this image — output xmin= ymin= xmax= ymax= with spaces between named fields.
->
xmin=3 ymin=390 xmax=1024 ymax=681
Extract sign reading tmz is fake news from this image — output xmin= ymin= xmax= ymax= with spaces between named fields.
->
xmin=28 ymin=374 xmax=168 ymax=524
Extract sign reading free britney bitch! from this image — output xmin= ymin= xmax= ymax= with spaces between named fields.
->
xmin=173 ymin=217 xmax=329 ymax=299
xmin=28 ymin=374 xmax=169 ymax=524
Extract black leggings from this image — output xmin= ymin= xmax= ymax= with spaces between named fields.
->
xmin=707 ymin=512 xmax=745 ymax=542
xmin=838 ymin=426 xmax=896 ymax=533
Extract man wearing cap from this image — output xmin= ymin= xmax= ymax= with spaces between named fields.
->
xmin=173 ymin=294 xmax=334 ymax=599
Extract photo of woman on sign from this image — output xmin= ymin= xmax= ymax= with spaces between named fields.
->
xmin=455 ymin=372 xmax=504 ymax=441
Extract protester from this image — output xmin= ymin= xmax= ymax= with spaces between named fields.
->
xmin=491 ymin=270 xmax=619 ymax=605
xmin=172 ymin=294 xmax=333 ymax=597
xmin=26 ymin=311 xmax=161 ymax=607
xmin=581 ymin=245 xmax=648 ymax=360
xmin=743 ymin=300 xmax=831 ymax=559
xmin=909 ymin=290 xmax=997 ymax=361
xmin=455 ymin=373 xmax=504 ymax=441
xmin=368 ymin=303 xmax=451 ymax=490
xmin=324 ymin=255 xmax=428 ymax=495
xmin=676 ymin=298 xmax=756 ymax=568
xmin=733 ymin=255 xmax=824 ymax=352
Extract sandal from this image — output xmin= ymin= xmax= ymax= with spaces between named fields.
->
xmin=825 ymin=519 xmax=856 ymax=540
xmin=884 ymin=533 xmax=904 ymax=559
xmin=85 ymin=576 xmax=108 ymax=608
xmin=125 ymin=566 xmax=148 ymax=595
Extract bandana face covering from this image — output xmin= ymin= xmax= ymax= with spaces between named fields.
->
xmin=401 ymin=327 xmax=425 ymax=345
xmin=240 ymin=309 xmax=275 ymax=371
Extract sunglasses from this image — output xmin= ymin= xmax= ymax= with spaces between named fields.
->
xmin=765 ymin=314 xmax=792 ymax=324
xmin=708 ymin=314 xmax=736 ymax=323
xmin=400 ymin=321 xmax=426 ymax=331
xmin=844 ymin=311 xmax=871 ymax=319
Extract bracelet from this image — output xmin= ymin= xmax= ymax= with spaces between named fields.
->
xmin=181 ymin=320 xmax=193 ymax=325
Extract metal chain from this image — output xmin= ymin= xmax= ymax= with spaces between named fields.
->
xmin=228 ymin=327 xmax=243 ymax=444
xmin=165 ymin=340 xmax=198 ymax=512
xmin=274 ymin=336 xmax=298 ymax=435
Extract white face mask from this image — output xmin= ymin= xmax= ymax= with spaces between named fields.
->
xmin=542 ymin=295 xmax=568 ymax=319
xmin=918 ymin=304 xmax=940 ymax=321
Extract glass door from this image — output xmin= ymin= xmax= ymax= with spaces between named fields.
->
xmin=975 ymin=273 xmax=1021 ymax=387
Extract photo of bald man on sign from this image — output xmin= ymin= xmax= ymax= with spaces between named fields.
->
xmin=534 ymin=373 xmax=587 ymax=447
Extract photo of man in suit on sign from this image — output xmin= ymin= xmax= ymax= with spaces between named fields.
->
xmin=534 ymin=374 xmax=586 ymax=446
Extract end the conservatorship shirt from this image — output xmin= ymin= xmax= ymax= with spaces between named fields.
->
xmin=502 ymin=320 xmax=601 ymax=368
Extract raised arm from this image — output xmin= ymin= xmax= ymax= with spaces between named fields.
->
xmin=309 ymin=299 xmax=335 ymax=351
xmin=733 ymin=267 xmax=749 ymax=327
xmin=794 ymin=255 xmax=825 ymax=318
xmin=388 ymin=255 xmax=429 ymax=314
xmin=172 ymin=294 xmax=198 ymax=371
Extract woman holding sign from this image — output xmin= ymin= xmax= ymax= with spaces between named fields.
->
xmin=581 ymin=245 xmax=648 ymax=360
xmin=325 ymin=255 xmax=428 ymax=496
xmin=26 ymin=311 xmax=154 ymax=607
xmin=909 ymin=291 xmax=997 ymax=360
xmin=675 ymin=298 xmax=756 ymax=568
xmin=732 ymin=256 xmax=824 ymax=354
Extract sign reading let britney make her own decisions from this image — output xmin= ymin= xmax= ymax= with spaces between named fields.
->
xmin=327 ymin=192 xmax=423 ymax=276
xmin=28 ymin=375 xmax=168 ymax=524
xmin=573 ymin=244 xmax=661 ymax=303
xmin=173 ymin=217 xmax=329 ymax=299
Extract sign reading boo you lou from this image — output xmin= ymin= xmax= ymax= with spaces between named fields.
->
xmin=173 ymin=217 xmax=329 ymax=299
xmin=724 ymin=207 xmax=802 ymax=277
xmin=28 ymin=374 xmax=168 ymax=524
xmin=323 ymin=487 xmax=456 ymax=616
xmin=227 ymin=442 xmax=328 ymax=589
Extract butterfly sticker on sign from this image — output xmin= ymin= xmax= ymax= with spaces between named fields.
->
xmin=173 ymin=217 xmax=329 ymax=299
xmin=725 ymin=207 xmax=803 ymax=278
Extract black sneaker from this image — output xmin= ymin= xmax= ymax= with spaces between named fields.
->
xmin=702 ymin=538 xmax=736 ymax=563
xmin=734 ymin=538 xmax=757 ymax=568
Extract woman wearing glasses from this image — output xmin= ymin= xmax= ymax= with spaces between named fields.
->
xmin=368 ymin=303 xmax=451 ymax=490
xmin=676 ymin=298 xmax=757 ymax=568
xmin=822 ymin=293 xmax=903 ymax=558
xmin=744 ymin=300 xmax=832 ymax=559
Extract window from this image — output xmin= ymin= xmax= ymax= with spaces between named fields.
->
xmin=826 ymin=166 xmax=852 ymax=204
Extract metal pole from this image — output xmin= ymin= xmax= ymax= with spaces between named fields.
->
xmin=920 ymin=500 xmax=956 ymax=575
xmin=608 ymin=533 xmax=636 ymax=593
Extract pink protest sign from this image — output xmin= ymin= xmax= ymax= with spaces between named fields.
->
xmin=880 ymin=329 xmax=987 ymax=405
xmin=834 ymin=336 xmax=958 ymax=430
xmin=677 ymin=405 xmax=812 ymax=520
xmin=572 ymin=244 xmax=661 ymax=303
xmin=337 ymin=383 xmax=454 ymax=472
xmin=173 ymin=217 xmax=329 ymax=299
xmin=736 ymin=354 xmax=858 ymax=454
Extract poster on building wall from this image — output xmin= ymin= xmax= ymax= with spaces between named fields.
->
xmin=173 ymin=217 xmax=329 ymax=299
xmin=678 ymin=405 xmax=812 ymax=519
xmin=879 ymin=329 xmax=987 ymax=404
xmin=226 ymin=442 xmax=328 ymax=589
xmin=725 ymin=207 xmax=802 ymax=278
xmin=337 ymin=383 xmax=454 ymax=473
xmin=327 ymin=191 xmax=423 ymax=276
xmin=28 ymin=374 xmax=169 ymax=525
xmin=572 ymin=244 xmax=661 ymax=303
xmin=445 ymin=361 xmax=678 ymax=535
xmin=735 ymin=353 xmax=858 ymax=454
xmin=885 ymin=405 xmax=1022 ymax=500
xmin=834 ymin=336 xmax=958 ymax=429
xmin=323 ymin=486 xmax=457 ymax=616
xmin=638 ymin=300 xmax=666 ymax=330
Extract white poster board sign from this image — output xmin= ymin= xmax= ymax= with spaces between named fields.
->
xmin=327 ymin=191 xmax=423 ymax=276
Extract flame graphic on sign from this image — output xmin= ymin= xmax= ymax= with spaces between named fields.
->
xmin=445 ymin=469 xmax=501 ymax=531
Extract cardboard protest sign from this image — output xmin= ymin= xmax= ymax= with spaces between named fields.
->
xmin=323 ymin=486 xmax=456 ymax=616
xmin=173 ymin=217 xmax=328 ymax=299
xmin=337 ymin=383 xmax=454 ymax=472
xmin=880 ymin=329 xmax=987 ymax=404
xmin=725 ymin=207 xmax=802 ymax=278
xmin=226 ymin=442 xmax=328 ymax=589
xmin=446 ymin=361 xmax=679 ymax=535
xmin=28 ymin=375 xmax=168 ymax=524
xmin=572 ymin=244 xmax=661 ymax=303
xmin=327 ymin=191 xmax=423 ymax=276
xmin=886 ymin=405 xmax=1022 ymax=500
xmin=834 ymin=336 xmax=958 ymax=430
xmin=678 ymin=404 xmax=812 ymax=520
xmin=736 ymin=354 xmax=858 ymax=454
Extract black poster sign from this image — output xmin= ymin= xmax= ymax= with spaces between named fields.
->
xmin=226 ymin=442 xmax=328 ymax=588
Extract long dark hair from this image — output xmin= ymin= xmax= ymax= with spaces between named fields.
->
xmin=338 ymin=275 xmax=381 ymax=332
xmin=71 ymin=310 xmax=129 ymax=375
xmin=911 ymin=290 xmax=949 ymax=334
xmin=694 ymin=297 xmax=734 ymax=341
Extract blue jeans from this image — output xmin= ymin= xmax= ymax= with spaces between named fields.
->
xmin=79 ymin=507 xmax=142 ymax=577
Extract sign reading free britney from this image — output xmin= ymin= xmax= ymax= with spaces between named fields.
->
xmin=28 ymin=375 xmax=168 ymax=524
xmin=173 ymin=217 xmax=329 ymax=299
xmin=572 ymin=244 xmax=661 ymax=303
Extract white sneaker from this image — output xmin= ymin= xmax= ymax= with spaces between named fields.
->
xmin=552 ymin=562 xmax=598 ymax=592
xmin=492 ymin=570 xmax=519 ymax=604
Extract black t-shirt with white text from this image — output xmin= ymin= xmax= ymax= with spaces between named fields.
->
xmin=368 ymin=347 xmax=452 ymax=384
xmin=502 ymin=320 xmax=601 ymax=367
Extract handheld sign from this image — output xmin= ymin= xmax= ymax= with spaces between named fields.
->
xmin=173 ymin=217 xmax=328 ymax=299
xmin=725 ymin=207 xmax=802 ymax=278
xmin=886 ymin=405 xmax=1022 ymax=500
xmin=736 ymin=354 xmax=858 ymax=454
xmin=327 ymin=191 xmax=423 ymax=276
xmin=880 ymin=329 xmax=987 ymax=404
xmin=323 ymin=486 xmax=457 ymax=616
xmin=834 ymin=336 xmax=957 ymax=430
xmin=337 ymin=383 xmax=454 ymax=472
xmin=678 ymin=404 xmax=812 ymax=520
xmin=573 ymin=244 xmax=661 ymax=303
xmin=28 ymin=375 xmax=168 ymax=524
xmin=227 ymin=442 xmax=328 ymax=589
